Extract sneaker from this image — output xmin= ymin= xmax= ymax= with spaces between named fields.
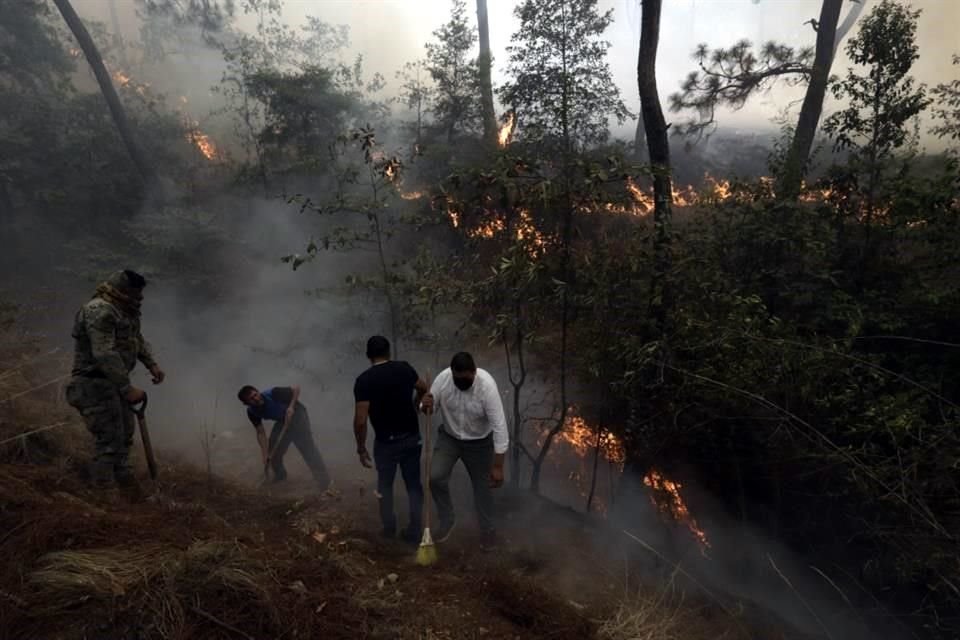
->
xmin=479 ymin=529 xmax=501 ymax=551
xmin=432 ymin=518 xmax=456 ymax=543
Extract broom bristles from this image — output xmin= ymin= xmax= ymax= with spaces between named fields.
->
xmin=416 ymin=527 xmax=437 ymax=566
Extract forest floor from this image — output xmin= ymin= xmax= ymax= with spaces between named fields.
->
xmin=0 ymin=348 xmax=802 ymax=640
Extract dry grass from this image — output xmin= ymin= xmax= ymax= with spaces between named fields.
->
xmin=598 ymin=581 xmax=688 ymax=640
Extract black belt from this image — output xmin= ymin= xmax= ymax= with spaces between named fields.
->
xmin=378 ymin=431 xmax=418 ymax=443
xmin=75 ymin=370 xmax=106 ymax=379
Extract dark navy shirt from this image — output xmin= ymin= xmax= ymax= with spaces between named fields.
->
xmin=246 ymin=386 xmax=294 ymax=427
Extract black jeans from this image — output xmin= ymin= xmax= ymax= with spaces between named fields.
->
xmin=373 ymin=433 xmax=423 ymax=535
xmin=268 ymin=403 xmax=330 ymax=488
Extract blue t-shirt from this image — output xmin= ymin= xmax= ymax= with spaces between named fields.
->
xmin=246 ymin=386 xmax=294 ymax=427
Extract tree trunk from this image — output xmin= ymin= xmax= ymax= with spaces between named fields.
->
xmin=52 ymin=0 xmax=153 ymax=184
xmin=638 ymin=0 xmax=672 ymax=332
xmin=531 ymin=7 xmax=573 ymax=493
xmin=586 ymin=424 xmax=603 ymax=513
xmin=633 ymin=116 xmax=647 ymax=162
xmin=775 ymin=0 xmax=843 ymax=200
xmin=476 ymin=0 xmax=498 ymax=147
xmin=503 ymin=316 xmax=528 ymax=490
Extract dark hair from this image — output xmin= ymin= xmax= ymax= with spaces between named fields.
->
xmin=237 ymin=385 xmax=257 ymax=402
xmin=124 ymin=270 xmax=147 ymax=289
xmin=450 ymin=351 xmax=476 ymax=373
xmin=366 ymin=335 xmax=390 ymax=360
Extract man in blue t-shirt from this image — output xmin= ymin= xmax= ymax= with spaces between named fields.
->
xmin=238 ymin=384 xmax=330 ymax=489
xmin=353 ymin=336 xmax=430 ymax=543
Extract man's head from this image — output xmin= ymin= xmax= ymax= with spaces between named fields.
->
xmin=366 ymin=335 xmax=390 ymax=362
xmin=237 ymin=385 xmax=263 ymax=407
xmin=450 ymin=351 xmax=476 ymax=391
xmin=105 ymin=269 xmax=147 ymax=296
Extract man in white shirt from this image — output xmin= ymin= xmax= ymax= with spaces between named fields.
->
xmin=420 ymin=351 xmax=509 ymax=545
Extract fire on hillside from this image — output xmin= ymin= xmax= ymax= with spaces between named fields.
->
xmin=537 ymin=411 xmax=711 ymax=556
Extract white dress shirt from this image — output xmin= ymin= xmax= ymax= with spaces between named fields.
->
xmin=430 ymin=367 xmax=509 ymax=454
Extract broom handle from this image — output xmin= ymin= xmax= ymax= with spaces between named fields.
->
xmin=423 ymin=405 xmax=432 ymax=530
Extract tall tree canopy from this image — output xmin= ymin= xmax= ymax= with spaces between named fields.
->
xmin=499 ymin=0 xmax=629 ymax=151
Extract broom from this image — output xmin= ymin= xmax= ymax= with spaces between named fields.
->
xmin=416 ymin=403 xmax=438 ymax=566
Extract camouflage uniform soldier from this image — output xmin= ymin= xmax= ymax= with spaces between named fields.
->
xmin=65 ymin=270 xmax=165 ymax=489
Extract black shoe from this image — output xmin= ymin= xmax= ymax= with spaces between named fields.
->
xmin=432 ymin=518 xmax=456 ymax=543
xmin=480 ymin=529 xmax=501 ymax=551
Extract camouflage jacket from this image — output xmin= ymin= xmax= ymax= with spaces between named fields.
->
xmin=71 ymin=298 xmax=157 ymax=391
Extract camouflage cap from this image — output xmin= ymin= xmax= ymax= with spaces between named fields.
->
xmin=104 ymin=269 xmax=147 ymax=293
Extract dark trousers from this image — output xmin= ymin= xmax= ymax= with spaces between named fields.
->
xmin=429 ymin=428 xmax=495 ymax=533
xmin=373 ymin=433 xmax=423 ymax=535
xmin=268 ymin=403 xmax=330 ymax=488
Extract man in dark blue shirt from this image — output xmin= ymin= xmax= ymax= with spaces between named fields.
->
xmin=238 ymin=384 xmax=330 ymax=489
xmin=353 ymin=336 xmax=429 ymax=543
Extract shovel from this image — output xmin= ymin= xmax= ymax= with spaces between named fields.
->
xmin=259 ymin=416 xmax=292 ymax=488
xmin=130 ymin=393 xmax=157 ymax=480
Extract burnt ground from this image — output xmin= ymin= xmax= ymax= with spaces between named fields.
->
xmin=0 ymin=382 xmax=800 ymax=640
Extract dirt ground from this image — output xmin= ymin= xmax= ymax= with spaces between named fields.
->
xmin=0 ymin=384 xmax=799 ymax=640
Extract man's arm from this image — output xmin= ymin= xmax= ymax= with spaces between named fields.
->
xmin=420 ymin=372 xmax=442 ymax=414
xmin=254 ymin=423 xmax=269 ymax=464
xmin=285 ymin=384 xmax=301 ymax=423
xmin=482 ymin=373 xmax=509 ymax=488
xmin=86 ymin=305 xmax=139 ymax=399
xmin=414 ymin=377 xmax=430 ymax=406
xmin=137 ymin=333 xmax=165 ymax=384
xmin=353 ymin=401 xmax=372 ymax=468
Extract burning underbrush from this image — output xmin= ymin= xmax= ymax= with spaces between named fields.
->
xmin=536 ymin=411 xmax=712 ymax=556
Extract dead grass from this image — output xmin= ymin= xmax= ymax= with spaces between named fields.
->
xmin=0 ymin=337 xmax=787 ymax=640
xmin=598 ymin=580 xmax=688 ymax=640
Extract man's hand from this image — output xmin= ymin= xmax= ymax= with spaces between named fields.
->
xmin=358 ymin=448 xmax=373 ymax=469
xmin=149 ymin=364 xmax=165 ymax=384
xmin=125 ymin=386 xmax=146 ymax=404
xmin=489 ymin=464 xmax=504 ymax=488
xmin=285 ymin=406 xmax=295 ymax=425
xmin=420 ymin=392 xmax=434 ymax=414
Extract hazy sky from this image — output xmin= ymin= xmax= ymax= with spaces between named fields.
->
xmin=282 ymin=0 xmax=959 ymax=139
xmin=86 ymin=0 xmax=959 ymax=142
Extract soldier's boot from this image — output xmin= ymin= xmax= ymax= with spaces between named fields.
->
xmin=88 ymin=461 xmax=115 ymax=490
xmin=115 ymin=468 xmax=145 ymax=503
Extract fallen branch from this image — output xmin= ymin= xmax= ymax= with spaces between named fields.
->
xmin=620 ymin=528 xmax=749 ymax=637
xmin=768 ymin=554 xmax=833 ymax=640
xmin=0 ymin=348 xmax=62 ymax=382
xmin=1 ymin=373 xmax=74 ymax=403
xmin=0 ymin=422 xmax=71 ymax=446
xmin=191 ymin=605 xmax=256 ymax=640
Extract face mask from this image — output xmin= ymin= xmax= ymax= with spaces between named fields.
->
xmin=453 ymin=375 xmax=474 ymax=391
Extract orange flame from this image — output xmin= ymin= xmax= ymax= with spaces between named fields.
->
xmin=644 ymin=469 xmax=711 ymax=555
xmin=555 ymin=415 xmax=626 ymax=465
xmin=498 ymin=112 xmax=515 ymax=148
xmin=186 ymin=130 xmax=220 ymax=161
